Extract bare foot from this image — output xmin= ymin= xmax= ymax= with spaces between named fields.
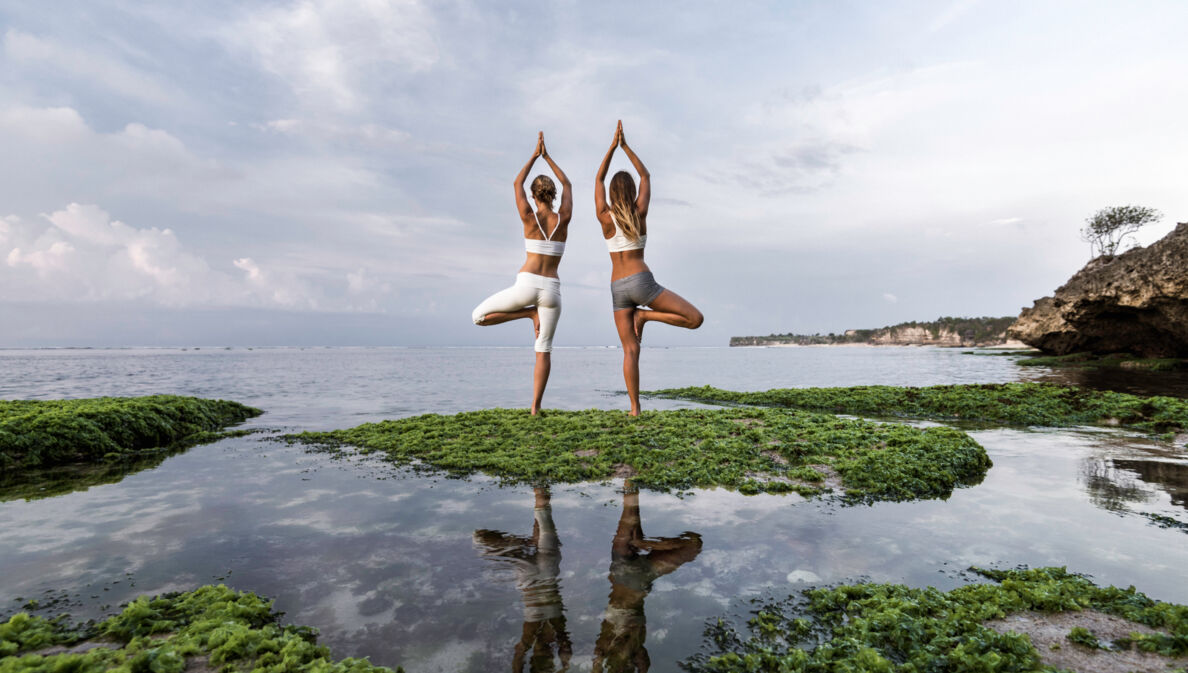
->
xmin=628 ymin=408 xmax=640 ymax=417
xmin=531 ymin=308 xmax=541 ymax=339
xmin=633 ymin=310 xmax=647 ymax=342
xmin=530 ymin=406 xmax=542 ymax=416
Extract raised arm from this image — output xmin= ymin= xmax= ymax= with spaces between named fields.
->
xmin=540 ymin=140 xmax=572 ymax=224
xmin=617 ymin=121 xmax=650 ymax=217
xmin=594 ymin=128 xmax=618 ymax=219
xmin=514 ymin=133 xmax=543 ymax=220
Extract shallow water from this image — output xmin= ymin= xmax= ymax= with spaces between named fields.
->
xmin=2 ymin=347 xmax=1187 ymax=672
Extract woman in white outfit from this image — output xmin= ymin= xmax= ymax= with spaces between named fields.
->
xmin=472 ymin=133 xmax=571 ymax=414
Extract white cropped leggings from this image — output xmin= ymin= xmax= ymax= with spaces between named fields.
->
xmin=472 ymin=272 xmax=561 ymax=352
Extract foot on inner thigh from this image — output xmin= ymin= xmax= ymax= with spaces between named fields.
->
xmin=633 ymin=310 xmax=647 ymax=342
xmin=531 ymin=308 xmax=540 ymax=339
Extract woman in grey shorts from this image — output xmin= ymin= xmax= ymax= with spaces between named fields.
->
xmin=595 ymin=121 xmax=703 ymax=415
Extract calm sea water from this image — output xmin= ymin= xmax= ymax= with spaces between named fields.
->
xmin=1 ymin=347 xmax=1186 ymax=672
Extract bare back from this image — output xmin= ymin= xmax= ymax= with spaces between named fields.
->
xmin=520 ymin=208 xmax=568 ymax=277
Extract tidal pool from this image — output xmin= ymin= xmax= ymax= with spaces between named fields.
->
xmin=2 ymin=425 xmax=1186 ymax=671
xmin=1 ymin=347 xmax=1187 ymax=671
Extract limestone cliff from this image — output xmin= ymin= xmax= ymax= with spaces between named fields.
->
xmin=731 ymin=317 xmax=1014 ymax=347
xmin=1008 ymin=222 xmax=1188 ymax=357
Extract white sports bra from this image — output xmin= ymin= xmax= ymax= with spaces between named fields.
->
xmin=605 ymin=213 xmax=646 ymax=252
xmin=525 ymin=213 xmax=564 ymax=257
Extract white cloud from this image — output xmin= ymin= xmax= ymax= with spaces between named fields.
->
xmin=225 ymin=0 xmax=438 ymax=112
xmin=0 ymin=204 xmax=387 ymax=310
xmin=259 ymin=118 xmax=410 ymax=147
xmin=883 ymin=293 xmax=898 ymax=304
xmin=928 ymin=0 xmax=981 ymax=33
xmin=3 ymin=29 xmax=177 ymax=106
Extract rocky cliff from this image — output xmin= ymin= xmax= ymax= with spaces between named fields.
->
xmin=731 ymin=317 xmax=1014 ymax=347
xmin=1008 ymin=222 xmax=1188 ymax=357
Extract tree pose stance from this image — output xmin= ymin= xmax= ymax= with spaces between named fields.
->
xmin=472 ymin=133 xmax=572 ymax=414
xmin=595 ymin=121 xmax=703 ymax=415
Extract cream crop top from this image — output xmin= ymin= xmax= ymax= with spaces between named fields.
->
xmin=605 ymin=213 xmax=646 ymax=252
xmin=525 ymin=214 xmax=565 ymax=257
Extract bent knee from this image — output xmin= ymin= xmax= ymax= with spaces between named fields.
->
xmin=689 ymin=310 xmax=704 ymax=329
xmin=472 ymin=310 xmax=487 ymax=325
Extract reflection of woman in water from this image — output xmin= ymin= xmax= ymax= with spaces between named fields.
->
xmin=593 ymin=481 xmax=702 ymax=673
xmin=473 ymin=486 xmax=572 ymax=672
xmin=472 ymin=133 xmax=572 ymax=415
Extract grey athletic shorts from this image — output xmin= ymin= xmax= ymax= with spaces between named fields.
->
xmin=611 ymin=271 xmax=665 ymax=311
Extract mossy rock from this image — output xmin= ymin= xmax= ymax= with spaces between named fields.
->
xmin=687 ymin=567 xmax=1188 ymax=672
xmin=286 ymin=407 xmax=991 ymax=502
xmin=0 ymin=585 xmax=402 ymax=672
xmin=0 ymin=396 xmax=263 ymax=472
xmin=1018 ymin=352 xmax=1188 ymax=371
xmin=647 ymin=382 xmax=1188 ymax=433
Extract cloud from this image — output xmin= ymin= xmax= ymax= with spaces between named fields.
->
xmin=883 ymin=293 xmax=898 ymax=304
xmin=988 ymin=217 xmax=1023 ymax=226
xmin=224 ymin=0 xmax=439 ymax=112
xmin=0 ymin=204 xmax=390 ymax=311
xmin=928 ymin=0 xmax=981 ymax=33
xmin=258 ymin=118 xmax=410 ymax=148
xmin=4 ymin=204 xmax=233 ymax=305
xmin=3 ymin=29 xmax=178 ymax=106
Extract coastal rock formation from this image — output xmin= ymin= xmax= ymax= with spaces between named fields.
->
xmin=731 ymin=317 xmax=1014 ymax=347
xmin=1008 ymin=222 xmax=1188 ymax=357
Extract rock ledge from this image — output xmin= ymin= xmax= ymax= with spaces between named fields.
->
xmin=1009 ymin=222 xmax=1188 ymax=357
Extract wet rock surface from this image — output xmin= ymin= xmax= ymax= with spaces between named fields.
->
xmin=1009 ymin=222 xmax=1188 ymax=357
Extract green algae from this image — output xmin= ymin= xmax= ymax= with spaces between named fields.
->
xmin=1066 ymin=625 xmax=1104 ymax=649
xmin=1017 ymin=352 xmax=1188 ymax=371
xmin=647 ymin=382 xmax=1188 ymax=434
xmin=285 ymin=408 xmax=991 ymax=502
xmin=685 ymin=567 xmax=1188 ymax=672
xmin=0 ymin=584 xmax=401 ymax=672
xmin=0 ymin=396 xmax=263 ymax=472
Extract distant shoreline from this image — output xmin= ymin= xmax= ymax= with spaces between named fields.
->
xmin=730 ymin=316 xmax=1018 ymax=348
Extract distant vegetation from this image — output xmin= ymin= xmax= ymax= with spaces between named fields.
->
xmin=0 ymin=396 xmax=262 ymax=471
xmin=731 ymin=316 xmax=1015 ymax=347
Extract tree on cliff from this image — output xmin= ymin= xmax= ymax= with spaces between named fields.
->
xmin=1080 ymin=205 xmax=1162 ymax=258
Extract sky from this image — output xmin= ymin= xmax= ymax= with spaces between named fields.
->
xmin=1 ymin=0 xmax=1186 ymax=347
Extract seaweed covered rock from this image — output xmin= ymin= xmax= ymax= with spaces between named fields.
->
xmin=1009 ymin=222 xmax=1188 ymax=357
xmin=0 ymin=585 xmax=402 ymax=672
xmin=686 ymin=567 xmax=1188 ymax=672
xmin=287 ymin=407 xmax=991 ymax=502
xmin=648 ymin=383 xmax=1188 ymax=433
xmin=0 ymin=396 xmax=262 ymax=471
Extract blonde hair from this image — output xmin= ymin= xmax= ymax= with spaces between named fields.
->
xmin=608 ymin=171 xmax=641 ymax=242
xmin=531 ymin=175 xmax=556 ymax=205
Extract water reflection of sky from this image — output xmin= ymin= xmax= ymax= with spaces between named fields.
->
xmin=2 ymin=348 xmax=1188 ymax=671
xmin=2 ymin=425 xmax=1186 ymax=672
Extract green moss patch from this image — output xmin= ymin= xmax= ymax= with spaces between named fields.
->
xmin=0 ymin=585 xmax=401 ymax=672
xmin=648 ymin=383 xmax=1188 ymax=433
xmin=1018 ymin=352 xmax=1188 ymax=371
xmin=686 ymin=567 xmax=1188 ymax=672
xmin=285 ymin=408 xmax=990 ymax=502
xmin=0 ymin=396 xmax=262 ymax=472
